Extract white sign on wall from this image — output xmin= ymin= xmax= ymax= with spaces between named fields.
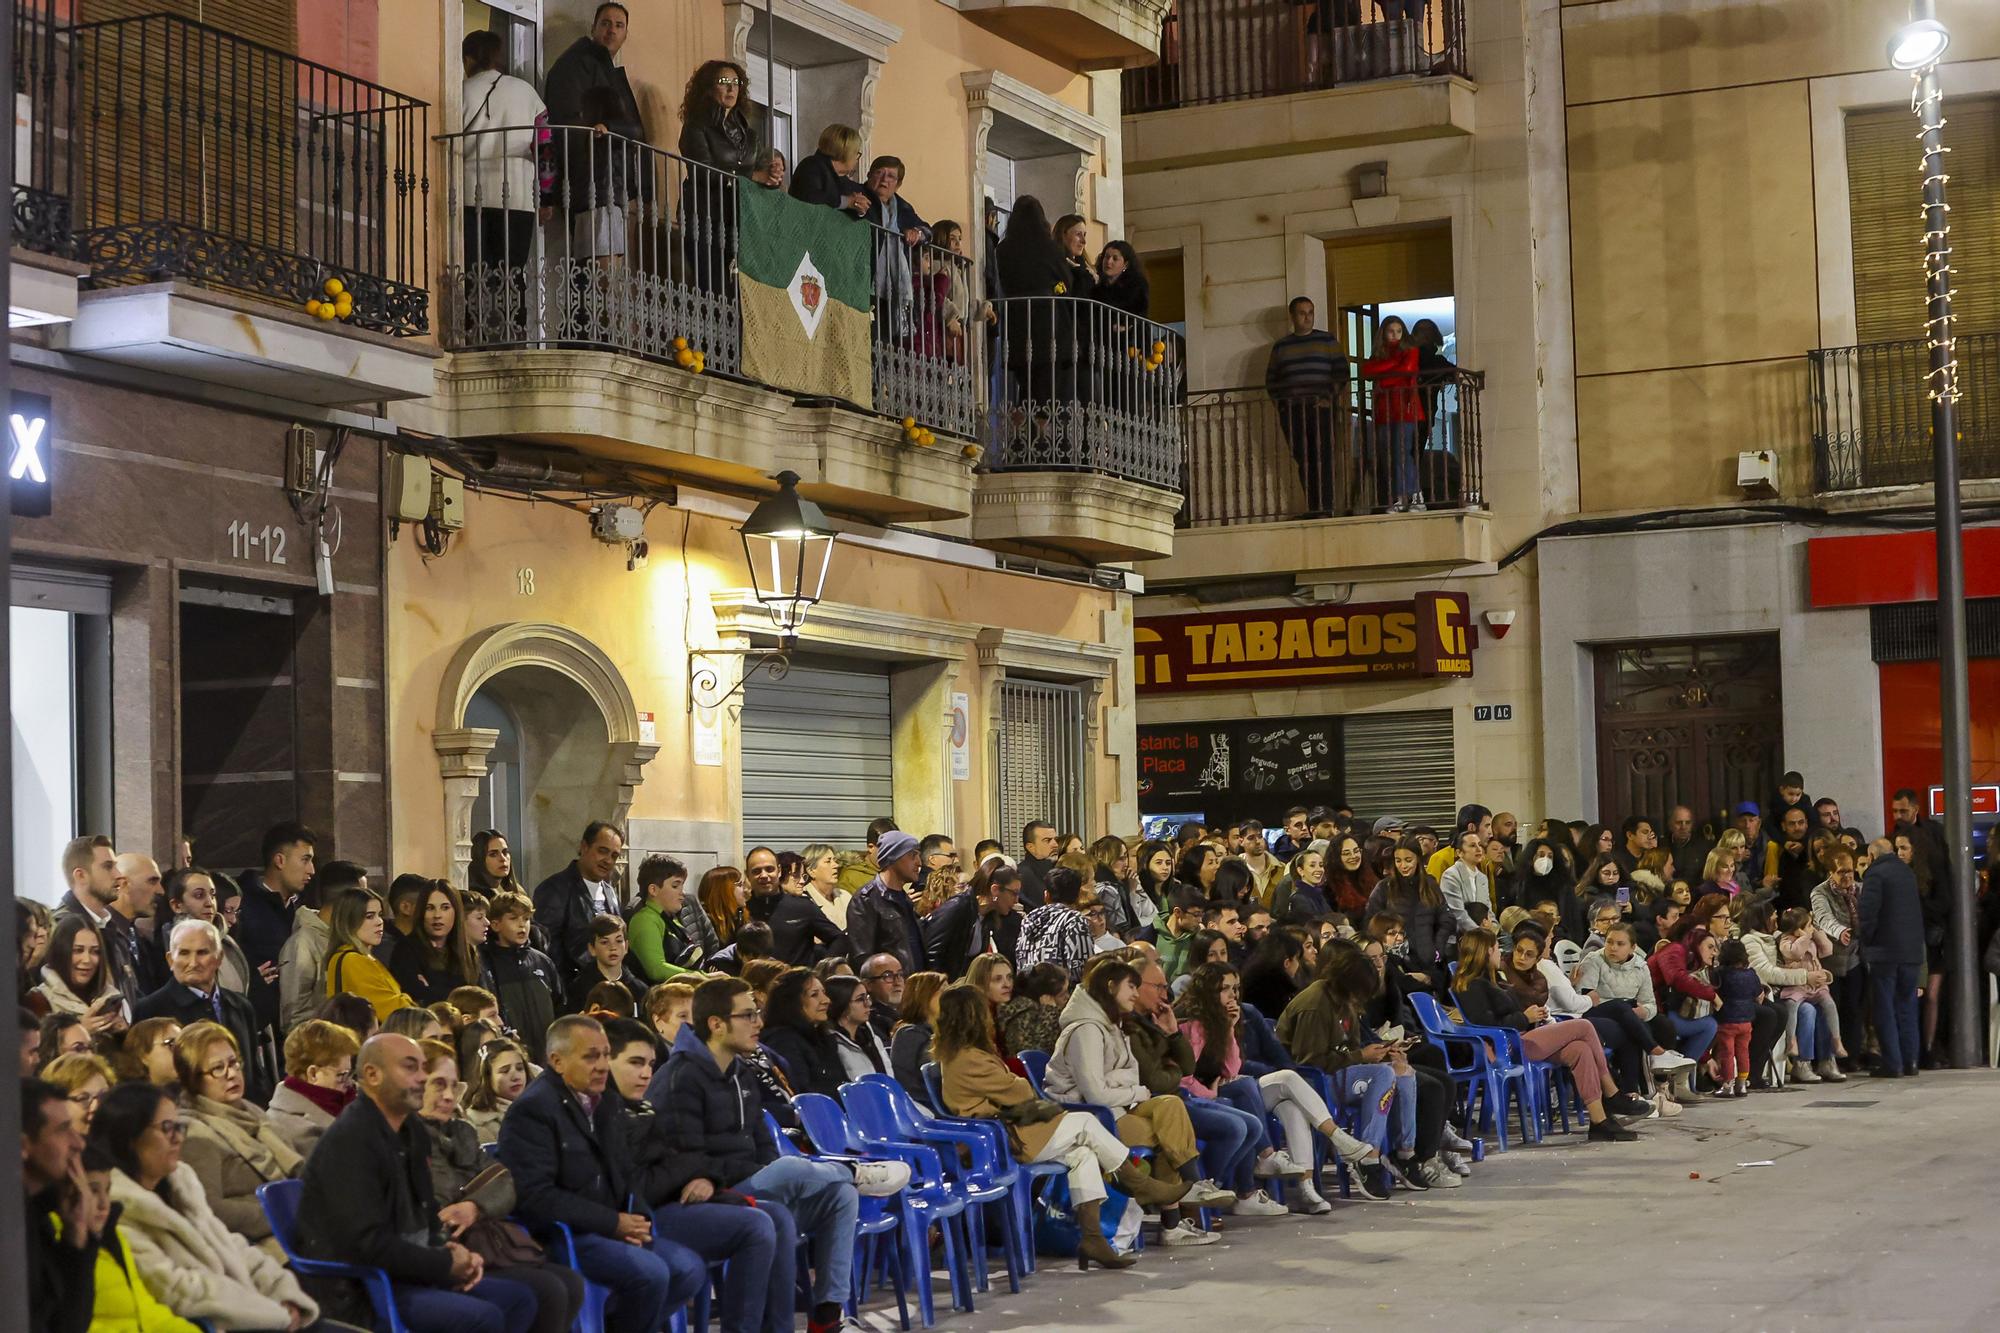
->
xmin=692 ymin=706 xmax=723 ymax=767
xmin=949 ymin=692 xmax=970 ymax=781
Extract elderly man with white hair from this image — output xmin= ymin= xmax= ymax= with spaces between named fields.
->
xmin=133 ymin=917 xmax=273 ymax=1101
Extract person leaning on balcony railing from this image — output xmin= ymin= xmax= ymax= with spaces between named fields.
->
xmin=459 ymin=29 xmax=549 ymax=289
xmin=865 ymin=157 xmax=932 ymax=343
xmin=1265 ymin=297 xmax=1350 ymax=517
xmin=749 ymin=148 xmax=788 ymax=192
xmin=790 ymin=124 xmax=872 ymax=217
xmin=916 ymin=220 xmax=975 ymax=363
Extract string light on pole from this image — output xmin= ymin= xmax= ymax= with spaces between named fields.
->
xmin=1888 ymin=0 xmax=1980 ymax=1070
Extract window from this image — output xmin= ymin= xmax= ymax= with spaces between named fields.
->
xmin=985 ymin=148 xmax=1017 ymax=234
xmin=997 ymin=679 xmax=1088 ymax=847
xmin=1848 ymin=96 xmax=2000 ymax=341
xmin=463 ymin=0 xmax=542 ymax=84
xmin=1143 ymin=248 xmax=1186 ymax=335
xmin=749 ymin=56 xmax=800 ymax=168
xmin=10 ymin=567 xmax=112 ymax=906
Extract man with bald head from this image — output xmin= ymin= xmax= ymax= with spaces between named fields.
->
xmin=110 ymin=851 xmax=168 ymax=996
xmin=302 ymin=1034 xmax=537 ymax=1333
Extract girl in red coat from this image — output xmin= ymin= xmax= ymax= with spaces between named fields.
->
xmin=1362 ymin=316 xmax=1425 ymax=511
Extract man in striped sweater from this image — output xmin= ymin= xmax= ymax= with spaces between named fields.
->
xmin=1264 ymin=297 xmax=1350 ymax=515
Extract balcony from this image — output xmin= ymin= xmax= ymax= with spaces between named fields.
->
xmin=1151 ymin=370 xmax=1491 ymax=585
xmin=957 ymin=0 xmax=1171 ymax=71
xmin=46 ymin=14 xmax=437 ymax=403
xmin=1124 ymin=0 xmax=1469 ymax=112
xmin=1809 ymin=333 xmax=2000 ymax=499
xmin=973 ymin=297 xmax=1186 ymax=561
xmin=436 ymin=128 xmax=1184 ymax=556
xmin=10 ymin=3 xmax=81 ymax=327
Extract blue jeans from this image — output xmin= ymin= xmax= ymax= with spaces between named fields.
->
xmin=1665 ymin=1011 xmax=1717 ymax=1061
xmin=1793 ymin=997 xmax=1833 ymax=1063
xmin=1374 ymin=420 xmax=1420 ymax=501
xmin=655 ymin=1199 xmax=795 ymax=1333
xmin=1871 ymin=961 xmax=1923 ymax=1073
xmin=571 ymin=1230 xmax=706 ymax=1333
xmin=394 ymin=1275 xmax=538 ymax=1333
xmin=1328 ymin=1062 xmax=1414 ymax=1154
xmin=740 ymin=1156 xmax=858 ymax=1306
xmin=1183 ymin=1092 xmax=1267 ymax=1194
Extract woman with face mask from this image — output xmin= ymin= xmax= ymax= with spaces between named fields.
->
xmin=1511 ymin=837 xmax=1573 ymax=914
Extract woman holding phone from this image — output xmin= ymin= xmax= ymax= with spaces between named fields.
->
xmin=30 ymin=914 xmax=129 ymax=1036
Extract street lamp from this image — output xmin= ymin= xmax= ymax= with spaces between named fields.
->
xmin=690 ymin=470 xmax=837 ymax=710
xmin=1891 ymin=0 xmax=1979 ymax=1068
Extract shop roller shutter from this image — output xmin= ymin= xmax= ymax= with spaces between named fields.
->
xmin=741 ymin=661 xmax=894 ymax=851
xmin=1340 ymin=708 xmax=1456 ymax=830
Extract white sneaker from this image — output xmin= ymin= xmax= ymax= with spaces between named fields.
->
xmin=1653 ymin=1092 xmax=1683 ymax=1119
xmin=1415 ymin=1158 xmax=1463 ymax=1189
xmin=850 ymin=1161 xmax=912 ymax=1197
xmin=1439 ymin=1124 xmax=1474 ymax=1154
xmin=1288 ymin=1179 xmax=1334 ymax=1215
xmin=1254 ymin=1149 xmax=1310 ymax=1179
xmin=1330 ymin=1126 xmax=1381 ymax=1165
xmin=1790 ymin=1059 xmax=1823 ymax=1084
xmin=1181 ymin=1178 xmax=1238 ymax=1209
xmin=1409 ymin=492 xmax=1428 ymax=512
xmin=1159 ymin=1219 xmax=1219 ymax=1246
xmin=1648 ymin=1050 xmax=1696 ymax=1073
xmin=1231 ymin=1188 xmax=1289 ymax=1217
xmin=1439 ymin=1150 xmax=1473 ymax=1177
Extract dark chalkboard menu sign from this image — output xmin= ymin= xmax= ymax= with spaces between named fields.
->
xmin=1138 ymin=718 xmax=1344 ymax=824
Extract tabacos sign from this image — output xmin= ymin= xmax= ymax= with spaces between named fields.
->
xmin=1135 ymin=591 xmax=1474 ymax=695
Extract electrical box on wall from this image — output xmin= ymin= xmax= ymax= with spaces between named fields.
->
xmin=389 ymin=455 xmax=433 ymax=522
xmin=431 ymin=474 xmax=466 ymax=530
xmin=1737 ymin=450 xmax=1778 ymax=496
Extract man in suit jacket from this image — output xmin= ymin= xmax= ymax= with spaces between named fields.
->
xmin=746 ymin=847 xmax=848 ymax=966
xmin=533 ymin=822 xmax=626 ymax=988
xmin=301 ymin=1034 xmax=538 ymax=1333
xmin=1859 ymin=842 xmax=1926 ymax=1078
xmin=497 ymin=1015 xmax=704 ymax=1333
xmin=131 ymin=920 xmax=274 ymax=1104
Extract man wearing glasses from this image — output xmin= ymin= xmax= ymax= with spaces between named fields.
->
xmin=858 ymin=953 xmax=906 ymax=1052
xmin=131 ymin=920 xmax=272 ymax=1103
xmin=649 ymin=977 xmax=909 ymax=1333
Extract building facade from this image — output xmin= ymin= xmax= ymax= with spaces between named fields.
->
xmin=1122 ymin=0 xmax=1547 ymax=831
xmin=8 ymin=0 xmax=1187 ymax=896
xmin=1526 ymin=0 xmax=2000 ymax=838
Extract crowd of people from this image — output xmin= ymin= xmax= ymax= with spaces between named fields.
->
xmin=20 ymin=768 xmax=1990 ymax=1333
xmin=456 ymin=3 xmax=1157 ymax=391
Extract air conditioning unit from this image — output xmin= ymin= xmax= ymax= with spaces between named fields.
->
xmin=1736 ymin=450 xmax=1778 ymax=496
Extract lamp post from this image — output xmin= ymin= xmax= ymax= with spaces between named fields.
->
xmin=1890 ymin=0 xmax=1979 ymax=1068
xmin=690 ymin=471 xmax=837 ymax=710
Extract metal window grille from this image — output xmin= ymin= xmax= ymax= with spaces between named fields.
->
xmin=1340 ymin=708 xmax=1456 ymax=831
xmin=997 ymin=678 xmax=1087 ymax=847
xmin=1869 ymin=599 xmax=2000 ymax=664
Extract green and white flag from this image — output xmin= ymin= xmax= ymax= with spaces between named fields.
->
xmin=737 ymin=184 xmax=873 ymax=409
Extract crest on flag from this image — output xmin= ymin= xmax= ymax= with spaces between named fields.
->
xmin=789 ymin=251 xmax=828 ymax=341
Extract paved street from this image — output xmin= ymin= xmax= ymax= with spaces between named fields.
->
xmin=911 ymin=1070 xmax=2000 ymax=1333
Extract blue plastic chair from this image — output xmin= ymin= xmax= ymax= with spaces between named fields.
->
xmin=259 ymin=1179 xmax=410 ymax=1333
xmin=1408 ymin=992 xmax=1538 ymax=1149
xmin=794 ymin=1093 xmax=972 ymax=1327
xmin=919 ymin=1061 xmax=1071 ymax=1267
xmin=846 ymin=1076 xmax=1027 ymax=1294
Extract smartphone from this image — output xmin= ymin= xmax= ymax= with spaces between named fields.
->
xmin=87 ymin=992 xmax=121 ymax=1014
xmin=1616 ymin=886 xmax=1631 ymax=907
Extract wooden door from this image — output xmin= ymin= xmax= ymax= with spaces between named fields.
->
xmin=1592 ymin=635 xmax=1783 ymax=828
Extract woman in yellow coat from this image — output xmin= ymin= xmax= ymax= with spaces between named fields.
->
xmin=322 ymin=886 xmax=417 ymax=1021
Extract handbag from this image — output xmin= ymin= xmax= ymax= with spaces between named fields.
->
xmin=459 ymin=1216 xmax=544 ymax=1267
xmin=996 ymin=1095 xmax=1065 ymax=1127
xmin=456 ymin=1161 xmax=516 ymax=1220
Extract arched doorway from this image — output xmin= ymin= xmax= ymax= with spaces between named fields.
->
xmin=433 ymin=623 xmax=658 ymax=888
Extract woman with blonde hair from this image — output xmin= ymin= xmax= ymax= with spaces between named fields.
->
xmin=323 ymin=886 xmax=417 ymax=1020
xmin=1702 ymin=830 xmax=1747 ymax=897
xmin=41 ymin=1050 xmax=115 ymax=1132
xmin=173 ymin=1021 xmax=301 ymax=1251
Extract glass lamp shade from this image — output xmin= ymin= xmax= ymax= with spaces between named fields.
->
xmin=739 ymin=471 xmax=835 ymax=640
